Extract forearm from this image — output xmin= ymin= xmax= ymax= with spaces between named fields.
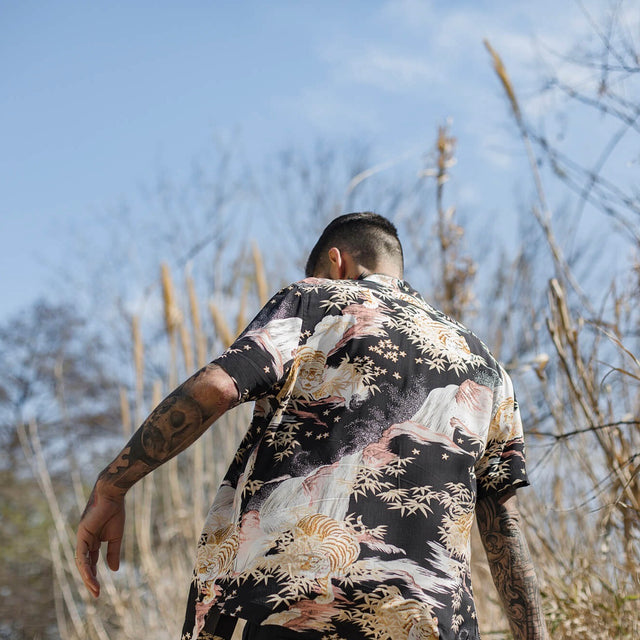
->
xmin=93 ymin=364 xmax=238 ymax=498
xmin=476 ymin=492 xmax=548 ymax=640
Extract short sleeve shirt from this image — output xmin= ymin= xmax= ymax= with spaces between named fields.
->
xmin=181 ymin=275 xmax=528 ymax=640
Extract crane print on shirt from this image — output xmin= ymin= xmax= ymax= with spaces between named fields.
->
xmin=181 ymin=275 xmax=528 ymax=640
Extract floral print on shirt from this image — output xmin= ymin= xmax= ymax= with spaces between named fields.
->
xmin=181 ymin=274 xmax=528 ymax=640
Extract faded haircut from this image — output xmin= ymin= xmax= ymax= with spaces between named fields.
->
xmin=305 ymin=212 xmax=404 ymax=278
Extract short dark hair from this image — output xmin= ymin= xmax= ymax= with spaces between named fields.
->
xmin=305 ymin=212 xmax=404 ymax=277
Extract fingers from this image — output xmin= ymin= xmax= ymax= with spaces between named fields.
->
xmin=75 ymin=489 xmax=126 ymax=597
xmin=106 ymin=536 xmax=122 ymax=572
xmin=75 ymin=536 xmax=100 ymax=598
xmin=76 ymin=530 xmax=123 ymax=597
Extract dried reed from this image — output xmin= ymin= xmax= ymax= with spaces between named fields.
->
xmin=209 ymin=301 xmax=234 ymax=348
xmin=485 ymin=40 xmax=639 ymax=638
xmin=26 ymin=257 xmax=261 ymax=638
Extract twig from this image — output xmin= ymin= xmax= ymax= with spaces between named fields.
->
xmin=532 ymin=420 xmax=639 ymax=441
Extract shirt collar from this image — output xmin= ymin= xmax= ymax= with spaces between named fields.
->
xmin=361 ymin=273 xmax=403 ymax=287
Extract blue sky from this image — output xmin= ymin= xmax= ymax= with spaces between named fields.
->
xmin=0 ymin=0 xmax=629 ymax=320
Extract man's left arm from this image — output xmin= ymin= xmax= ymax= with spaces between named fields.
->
xmin=476 ymin=490 xmax=549 ymax=640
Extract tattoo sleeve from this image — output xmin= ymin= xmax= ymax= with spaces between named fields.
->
xmin=95 ymin=364 xmax=238 ymax=495
xmin=476 ymin=492 xmax=549 ymax=640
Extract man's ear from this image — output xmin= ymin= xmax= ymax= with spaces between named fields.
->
xmin=327 ymin=247 xmax=344 ymax=279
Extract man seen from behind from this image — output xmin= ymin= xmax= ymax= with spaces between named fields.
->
xmin=76 ymin=212 xmax=549 ymax=640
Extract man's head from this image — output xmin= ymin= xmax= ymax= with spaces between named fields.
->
xmin=305 ymin=212 xmax=404 ymax=280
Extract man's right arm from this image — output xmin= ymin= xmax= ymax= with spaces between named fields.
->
xmin=75 ymin=363 xmax=238 ymax=597
xmin=476 ymin=490 xmax=549 ymax=640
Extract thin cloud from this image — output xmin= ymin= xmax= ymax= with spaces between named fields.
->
xmin=378 ymin=0 xmax=437 ymax=31
xmin=277 ymin=86 xmax=381 ymax=133
xmin=335 ymin=48 xmax=442 ymax=92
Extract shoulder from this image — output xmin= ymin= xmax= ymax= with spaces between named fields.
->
xmin=293 ymin=277 xmax=373 ymax=305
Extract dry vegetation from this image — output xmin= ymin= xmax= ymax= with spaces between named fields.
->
xmin=19 ymin=263 xmax=259 ymax=640
xmin=20 ymin=138 xmax=640 ymax=638
xmin=9 ymin=5 xmax=640 ymax=639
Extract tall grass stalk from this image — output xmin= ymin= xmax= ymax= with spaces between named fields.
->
xmin=486 ymin=40 xmax=640 ymax=639
xmin=23 ymin=262 xmax=255 ymax=639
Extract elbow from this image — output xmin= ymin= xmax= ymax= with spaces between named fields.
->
xmin=476 ymin=490 xmax=522 ymax=538
xmin=189 ymin=364 xmax=239 ymax=417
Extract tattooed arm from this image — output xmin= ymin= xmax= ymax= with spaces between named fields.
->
xmin=476 ymin=491 xmax=549 ymax=640
xmin=75 ymin=364 xmax=238 ymax=597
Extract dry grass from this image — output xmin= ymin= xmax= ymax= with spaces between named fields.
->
xmin=18 ymin=254 xmax=271 ymax=639
xmin=17 ymin=120 xmax=640 ymax=638
xmin=484 ymin=38 xmax=640 ymax=639
xmin=29 ymin=248 xmax=637 ymax=639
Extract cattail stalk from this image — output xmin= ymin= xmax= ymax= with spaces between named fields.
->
xmin=252 ymin=242 xmax=269 ymax=306
xmin=209 ymin=301 xmax=234 ymax=348
xmin=187 ymin=275 xmax=207 ymax=367
xmin=161 ymin=263 xmax=181 ymax=387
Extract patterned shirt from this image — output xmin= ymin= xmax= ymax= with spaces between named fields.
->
xmin=181 ymin=274 xmax=528 ymax=640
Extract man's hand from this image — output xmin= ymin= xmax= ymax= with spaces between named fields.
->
xmin=75 ymin=486 xmax=126 ymax=598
